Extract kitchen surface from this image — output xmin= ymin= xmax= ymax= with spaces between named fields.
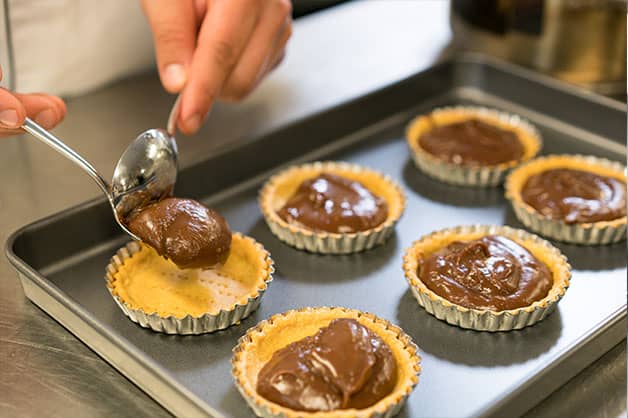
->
xmin=1 ymin=1 xmax=626 ymax=417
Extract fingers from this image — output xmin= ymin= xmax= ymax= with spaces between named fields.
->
xmin=0 ymin=88 xmax=26 ymax=130
xmin=149 ymin=0 xmax=294 ymax=135
xmin=193 ymin=0 xmax=207 ymax=27
xmin=222 ymin=0 xmax=292 ymax=102
xmin=0 ymin=65 xmax=66 ymax=138
xmin=16 ymin=93 xmax=67 ymax=128
xmin=179 ymin=0 xmax=261 ymax=134
xmin=141 ymin=0 xmax=197 ymax=93
xmin=265 ymin=17 xmax=292 ymax=74
xmin=0 ymin=91 xmax=66 ymax=138
xmin=267 ymin=44 xmax=287 ymax=73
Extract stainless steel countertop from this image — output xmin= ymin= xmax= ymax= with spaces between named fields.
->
xmin=0 ymin=1 xmax=625 ymax=417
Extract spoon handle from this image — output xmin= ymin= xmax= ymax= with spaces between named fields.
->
xmin=22 ymin=117 xmax=112 ymax=198
xmin=166 ymin=95 xmax=182 ymax=137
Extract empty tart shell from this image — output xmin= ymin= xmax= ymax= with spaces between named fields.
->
xmin=231 ymin=306 xmax=421 ymax=418
xmin=105 ymin=233 xmax=274 ymax=335
xmin=259 ymin=161 xmax=406 ymax=254
xmin=505 ymin=154 xmax=627 ymax=245
xmin=403 ymin=225 xmax=571 ymax=332
xmin=405 ymin=106 xmax=542 ymax=187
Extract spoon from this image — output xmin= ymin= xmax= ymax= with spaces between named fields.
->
xmin=21 ymin=97 xmax=181 ymax=240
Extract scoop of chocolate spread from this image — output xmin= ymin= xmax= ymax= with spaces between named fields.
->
xmin=419 ymin=235 xmax=552 ymax=311
xmin=256 ymin=318 xmax=397 ymax=412
xmin=419 ymin=119 xmax=524 ymax=166
xmin=521 ymin=168 xmax=626 ymax=224
xmin=277 ymin=173 xmax=389 ymax=233
xmin=126 ymin=197 xmax=231 ymax=269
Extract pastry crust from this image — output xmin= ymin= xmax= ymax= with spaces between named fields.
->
xmin=403 ymin=225 xmax=571 ymax=331
xmin=505 ymin=154 xmax=627 ymax=245
xmin=405 ymin=106 xmax=542 ymax=186
xmin=105 ymin=233 xmax=274 ymax=334
xmin=259 ymin=161 xmax=406 ymax=254
xmin=232 ymin=307 xmax=421 ymax=418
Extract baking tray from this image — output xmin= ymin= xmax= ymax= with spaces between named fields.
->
xmin=6 ymin=55 xmax=627 ymax=418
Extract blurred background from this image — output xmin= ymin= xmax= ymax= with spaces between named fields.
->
xmin=3 ymin=0 xmax=624 ymax=98
xmin=296 ymin=0 xmax=626 ymax=97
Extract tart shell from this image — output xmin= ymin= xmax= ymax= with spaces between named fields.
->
xmin=259 ymin=161 xmax=406 ymax=254
xmin=105 ymin=233 xmax=274 ymax=335
xmin=231 ymin=306 xmax=421 ymax=418
xmin=403 ymin=225 xmax=571 ymax=332
xmin=405 ymin=106 xmax=542 ymax=187
xmin=505 ymin=154 xmax=627 ymax=245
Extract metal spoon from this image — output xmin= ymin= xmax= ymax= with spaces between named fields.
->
xmin=21 ymin=97 xmax=181 ymax=240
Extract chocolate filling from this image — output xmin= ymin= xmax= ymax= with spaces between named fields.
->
xmin=419 ymin=118 xmax=524 ymax=166
xmin=256 ymin=318 xmax=397 ymax=412
xmin=277 ymin=173 xmax=388 ymax=233
xmin=126 ymin=197 xmax=231 ymax=269
xmin=521 ymin=168 xmax=626 ymax=224
xmin=418 ymin=235 xmax=552 ymax=311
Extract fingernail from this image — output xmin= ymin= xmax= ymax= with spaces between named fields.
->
xmin=35 ymin=109 xmax=56 ymax=128
xmin=184 ymin=113 xmax=202 ymax=133
xmin=163 ymin=64 xmax=186 ymax=91
xmin=0 ymin=109 xmax=18 ymax=128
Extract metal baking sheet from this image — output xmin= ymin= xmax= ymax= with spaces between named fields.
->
xmin=6 ymin=56 xmax=627 ymax=418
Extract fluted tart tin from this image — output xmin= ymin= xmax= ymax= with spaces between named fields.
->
xmin=405 ymin=106 xmax=542 ymax=187
xmin=259 ymin=161 xmax=406 ymax=254
xmin=231 ymin=306 xmax=421 ymax=418
xmin=505 ymin=154 xmax=627 ymax=245
xmin=105 ymin=233 xmax=274 ymax=335
xmin=403 ymin=224 xmax=571 ymax=332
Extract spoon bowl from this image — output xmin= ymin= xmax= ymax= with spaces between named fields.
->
xmin=111 ymin=128 xmax=178 ymax=235
xmin=21 ymin=98 xmax=180 ymax=240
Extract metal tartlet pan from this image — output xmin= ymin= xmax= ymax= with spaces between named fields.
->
xmin=259 ymin=161 xmax=406 ymax=254
xmin=504 ymin=154 xmax=627 ymax=245
xmin=403 ymin=224 xmax=571 ymax=332
xmin=405 ymin=106 xmax=542 ymax=187
xmin=105 ymin=237 xmax=274 ymax=335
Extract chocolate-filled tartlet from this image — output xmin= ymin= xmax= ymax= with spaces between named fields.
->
xmin=521 ymin=169 xmax=626 ymax=224
xmin=418 ymin=235 xmax=552 ymax=311
xmin=277 ymin=173 xmax=388 ymax=234
xmin=256 ymin=318 xmax=397 ymax=412
xmin=232 ymin=307 xmax=421 ymax=418
xmin=404 ymin=225 xmax=571 ymax=331
xmin=260 ymin=162 xmax=405 ymax=254
xmin=126 ymin=197 xmax=231 ymax=269
xmin=419 ymin=119 xmax=524 ymax=166
xmin=506 ymin=155 xmax=627 ymax=245
xmin=406 ymin=106 xmax=541 ymax=186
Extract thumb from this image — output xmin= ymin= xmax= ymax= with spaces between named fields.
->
xmin=0 ymin=87 xmax=26 ymax=129
xmin=141 ymin=0 xmax=197 ymax=93
xmin=0 ymin=66 xmax=26 ymax=128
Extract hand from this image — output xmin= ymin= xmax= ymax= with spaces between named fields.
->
xmin=0 ymin=67 xmax=67 ymax=138
xmin=141 ymin=0 xmax=292 ymax=135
